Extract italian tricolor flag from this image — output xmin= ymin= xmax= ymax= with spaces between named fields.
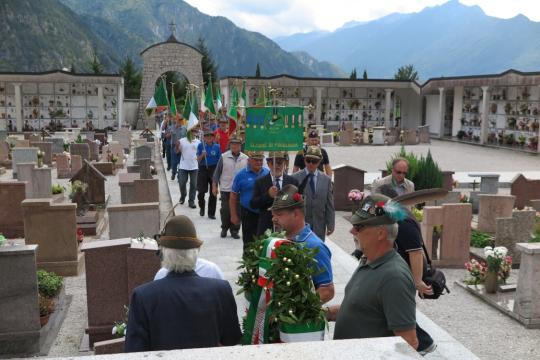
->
xmin=145 ymin=78 xmax=169 ymax=117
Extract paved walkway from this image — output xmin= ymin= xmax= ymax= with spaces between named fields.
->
xmin=160 ymin=145 xmax=477 ymax=359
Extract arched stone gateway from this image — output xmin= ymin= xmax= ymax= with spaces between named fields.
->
xmin=136 ymin=35 xmax=204 ymax=129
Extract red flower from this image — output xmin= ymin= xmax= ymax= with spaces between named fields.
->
xmin=375 ymin=201 xmax=386 ymax=208
xmin=293 ymin=193 xmax=302 ymax=202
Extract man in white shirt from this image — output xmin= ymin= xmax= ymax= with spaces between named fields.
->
xmin=177 ymin=134 xmax=201 ymax=208
xmin=154 ymin=258 xmax=224 ymax=281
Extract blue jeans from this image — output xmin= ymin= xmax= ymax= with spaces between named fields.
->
xmin=178 ymin=169 xmax=198 ymax=203
xmin=170 ymin=146 xmax=180 ymax=175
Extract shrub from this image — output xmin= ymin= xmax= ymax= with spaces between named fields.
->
xmin=414 ymin=150 xmax=443 ymax=190
xmin=37 ymin=270 xmax=63 ymax=298
xmin=51 ymin=184 xmax=64 ymax=195
xmin=39 ymin=295 xmax=54 ymax=317
xmin=470 ymin=230 xmax=492 ymax=248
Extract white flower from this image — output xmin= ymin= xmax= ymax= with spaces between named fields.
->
xmin=485 ymin=249 xmax=494 ymax=258
xmin=112 ymin=326 xmax=117 ymax=335
xmin=494 ymin=246 xmax=508 ymax=258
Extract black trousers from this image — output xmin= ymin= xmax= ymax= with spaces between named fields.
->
xmin=219 ymin=192 xmax=240 ymax=235
xmin=240 ymin=207 xmax=259 ymax=251
xmin=416 ymin=324 xmax=434 ymax=352
xmin=163 ymin=140 xmax=171 ymax=169
xmin=197 ymin=165 xmax=217 ymax=216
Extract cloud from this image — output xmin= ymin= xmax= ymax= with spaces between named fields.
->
xmin=185 ymin=0 xmax=540 ymax=38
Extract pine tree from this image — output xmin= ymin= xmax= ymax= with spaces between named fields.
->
xmin=362 ymin=69 xmax=368 ymax=79
xmin=197 ymin=37 xmax=218 ymax=86
xmin=89 ymin=52 xmax=104 ymax=74
xmin=119 ymin=57 xmax=142 ymax=99
xmin=394 ymin=64 xmax=419 ymax=81
xmin=349 ymin=68 xmax=357 ymax=80
xmin=414 ymin=150 xmax=443 ymax=190
xmin=255 ymin=63 xmax=261 ymax=78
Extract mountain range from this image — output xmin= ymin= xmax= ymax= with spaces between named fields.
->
xmin=0 ymin=0 xmax=344 ymax=77
xmin=275 ymin=0 xmax=540 ymax=80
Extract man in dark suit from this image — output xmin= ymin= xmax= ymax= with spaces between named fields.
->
xmin=250 ymin=151 xmax=298 ymax=236
xmin=125 ymin=215 xmax=241 ymax=352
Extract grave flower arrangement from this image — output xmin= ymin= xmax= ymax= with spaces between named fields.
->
xmin=37 ymin=270 xmax=63 ymax=327
xmin=112 ymin=305 xmax=129 ymax=338
xmin=348 ymin=189 xmax=364 ymax=213
xmin=238 ymin=231 xmax=326 ymax=344
xmin=464 ymin=259 xmax=486 ymax=285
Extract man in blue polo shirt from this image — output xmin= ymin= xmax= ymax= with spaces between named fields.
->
xmin=270 ymin=184 xmax=334 ymax=304
xmin=230 ymin=151 xmax=269 ymax=251
xmin=197 ymin=130 xmax=221 ymax=219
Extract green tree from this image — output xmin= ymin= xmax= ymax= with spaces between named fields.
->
xmin=119 ymin=57 xmax=142 ymax=99
xmin=394 ymin=64 xmax=419 ymax=81
xmin=89 ymin=52 xmax=104 ymax=74
xmin=255 ymin=62 xmax=261 ymax=77
xmin=70 ymin=63 xmax=76 ymax=74
xmin=349 ymin=68 xmax=357 ymax=80
xmin=197 ymin=37 xmax=218 ymax=86
xmin=362 ymin=69 xmax=368 ymax=79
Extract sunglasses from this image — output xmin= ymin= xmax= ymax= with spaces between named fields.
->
xmin=353 ymin=224 xmax=365 ymax=231
xmin=305 ymin=158 xmax=320 ymax=164
xmin=394 ymin=170 xmax=407 ymax=175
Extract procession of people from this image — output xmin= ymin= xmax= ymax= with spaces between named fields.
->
xmin=126 ymin=92 xmax=437 ymax=356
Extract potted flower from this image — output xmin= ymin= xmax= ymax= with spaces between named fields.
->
xmin=464 ymin=259 xmax=486 ymax=285
xmin=518 ymin=135 xmax=527 ymax=147
xmin=507 ymin=117 xmax=516 ymax=129
xmin=504 ymin=133 xmax=515 ymax=146
xmin=483 ymin=246 xmax=509 ymax=293
xmin=112 ymin=305 xmax=129 ymax=338
xmin=69 ymin=180 xmax=88 ymax=215
xmin=457 ymin=130 xmax=466 ymax=140
xmin=39 ymin=295 xmax=54 ymax=327
xmin=528 ymin=136 xmax=538 ymax=150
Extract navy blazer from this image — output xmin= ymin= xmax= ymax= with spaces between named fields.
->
xmin=250 ymin=173 xmax=298 ymax=236
xmin=125 ymin=271 xmax=241 ymax=352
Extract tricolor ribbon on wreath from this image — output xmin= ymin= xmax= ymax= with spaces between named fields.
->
xmin=242 ymin=237 xmax=290 ymax=345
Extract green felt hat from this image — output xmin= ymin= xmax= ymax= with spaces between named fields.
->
xmin=350 ymin=194 xmax=404 ymax=227
xmin=271 ymin=184 xmax=304 ymax=210
xmin=158 ymin=215 xmax=203 ymax=249
xmin=246 ymin=151 xmax=265 ymax=159
xmin=267 ymin=151 xmax=287 ymax=159
xmin=304 ymin=145 xmax=322 ymax=159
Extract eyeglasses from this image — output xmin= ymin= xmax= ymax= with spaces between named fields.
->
xmin=353 ymin=224 xmax=365 ymax=231
xmin=305 ymin=158 xmax=320 ymax=164
xmin=394 ymin=170 xmax=407 ymax=175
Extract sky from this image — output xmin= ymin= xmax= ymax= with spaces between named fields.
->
xmin=183 ymin=0 xmax=540 ymax=38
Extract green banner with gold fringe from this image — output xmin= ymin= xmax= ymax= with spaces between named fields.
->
xmin=245 ymin=106 xmax=304 ymax=151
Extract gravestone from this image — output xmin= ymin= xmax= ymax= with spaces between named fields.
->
xmin=29 ymin=141 xmax=52 ymax=165
xmin=21 ymin=199 xmax=82 ymax=276
xmin=70 ymin=143 xmax=90 ymax=162
xmin=372 ymin=127 xmax=385 ymax=145
xmin=0 ymin=130 xmax=6 ymax=141
xmin=441 ymin=171 xmax=455 ymax=192
xmin=469 ymin=173 xmax=500 ymax=194
xmin=84 ymin=140 xmax=100 ymax=162
xmin=101 ymin=143 xmax=124 ymax=162
xmin=56 ymin=153 xmax=71 ymax=178
xmin=0 ymin=244 xmax=40 ymax=356
xmin=92 ymin=162 xmax=115 ymax=176
xmin=81 ymin=239 xmax=160 ymax=347
xmin=531 ymin=200 xmax=540 ymax=211
xmin=14 ymin=139 xmax=30 ymax=148
xmin=135 ymin=158 xmax=152 ymax=179
xmin=17 ymin=163 xmax=52 ymax=199
xmin=85 ymin=131 xmax=95 ymax=141
xmin=28 ymin=134 xmax=40 ymax=143
xmin=11 ymin=148 xmax=38 ymax=178
xmin=478 ymin=195 xmax=515 ymax=233
xmin=402 ymin=129 xmax=418 ymax=145
xmin=70 ymin=160 xmax=107 ymax=204
xmin=0 ymin=141 xmax=9 ymax=164
xmin=108 ymin=203 xmax=159 ymax=239
xmin=0 ymin=181 xmax=27 ymax=238
xmin=71 ymin=155 xmax=82 ymax=176
xmin=421 ymin=203 xmax=472 ymax=267
xmin=511 ymin=174 xmax=540 ymax=209
xmin=495 ymin=210 xmax=537 ymax=264
xmin=425 ymin=191 xmax=461 ymax=206
xmin=120 ymin=178 xmax=159 ymax=204
xmin=134 ymin=145 xmax=152 ymax=163
xmin=332 ymin=164 xmax=366 ymax=211
xmin=112 ymin=129 xmax=131 ymax=152
xmin=127 ymin=165 xmax=140 ymax=173
xmin=513 ymin=243 xmax=540 ymax=328
xmin=418 ymin=125 xmax=430 ymax=143
xmin=48 ymin=138 xmax=65 ymax=155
